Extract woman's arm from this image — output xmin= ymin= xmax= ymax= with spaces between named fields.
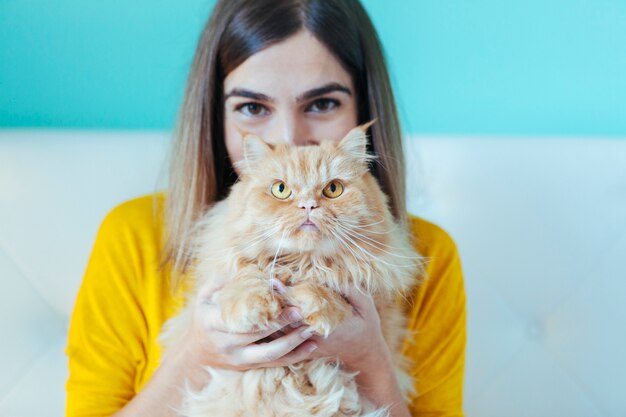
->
xmin=356 ymin=353 xmax=412 ymax=417
xmin=346 ymin=290 xmax=412 ymax=417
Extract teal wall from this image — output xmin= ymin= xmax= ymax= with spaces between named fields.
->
xmin=1 ymin=0 xmax=625 ymax=136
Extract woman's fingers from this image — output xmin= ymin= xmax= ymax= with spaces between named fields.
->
xmin=200 ymin=302 xmax=304 ymax=350
xmin=236 ymin=325 xmax=314 ymax=366
xmin=270 ymin=339 xmax=318 ymax=366
xmin=193 ymin=278 xmax=322 ymax=368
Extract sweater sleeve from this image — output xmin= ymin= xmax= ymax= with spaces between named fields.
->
xmin=405 ymin=218 xmax=467 ymax=416
xmin=65 ymin=202 xmax=151 ymax=417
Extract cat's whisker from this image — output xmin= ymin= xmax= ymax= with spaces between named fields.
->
xmin=344 ymin=227 xmax=388 ymax=236
xmin=269 ymin=229 xmax=287 ymax=298
xmin=329 ymin=228 xmax=370 ymax=266
xmin=242 ymin=231 xmax=274 ymax=247
xmin=333 ymin=227 xmax=377 ymax=264
xmin=238 ymin=225 xmax=281 ymax=253
xmin=334 ymin=222 xmax=393 ymax=247
xmin=238 ymin=234 xmax=272 ymax=253
xmin=338 ymin=217 xmax=384 ymax=225
xmin=334 ymin=218 xmax=390 ymax=235
xmin=331 ymin=219 xmax=397 ymax=252
xmin=248 ymin=224 xmax=278 ymax=240
xmin=333 ymin=218 xmax=393 ymax=243
xmin=333 ymin=228 xmax=417 ymax=282
xmin=337 ymin=218 xmax=386 ymax=228
xmin=335 ymin=223 xmax=419 ymax=259
xmin=334 ymin=226 xmax=418 ymax=269
xmin=329 ymin=230 xmax=381 ymax=294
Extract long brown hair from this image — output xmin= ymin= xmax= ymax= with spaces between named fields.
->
xmin=162 ymin=0 xmax=407 ymax=280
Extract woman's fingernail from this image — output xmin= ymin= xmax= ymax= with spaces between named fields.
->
xmin=308 ymin=343 xmax=318 ymax=352
xmin=288 ymin=310 xmax=303 ymax=321
xmin=270 ymin=279 xmax=287 ymax=294
xmin=300 ymin=329 xmax=313 ymax=339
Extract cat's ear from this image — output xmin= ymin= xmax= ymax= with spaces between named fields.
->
xmin=242 ymin=133 xmax=272 ymax=167
xmin=338 ymin=120 xmax=376 ymax=160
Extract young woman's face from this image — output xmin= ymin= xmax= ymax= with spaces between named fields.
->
xmin=223 ymin=30 xmax=358 ymax=169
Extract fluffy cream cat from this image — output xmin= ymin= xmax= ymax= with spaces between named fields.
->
xmin=160 ymin=124 xmax=424 ymax=417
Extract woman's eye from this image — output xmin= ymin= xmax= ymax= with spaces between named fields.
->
xmin=236 ymin=102 xmax=270 ymax=117
xmin=307 ymin=98 xmax=340 ymax=113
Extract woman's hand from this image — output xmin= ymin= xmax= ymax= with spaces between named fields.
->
xmin=311 ymin=287 xmax=392 ymax=371
xmin=114 ymin=279 xmax=317 ymax=417
xmin=270 ymin=280 xmax=391 ymax=371
xmin=270 ymin=281 xmax=410 ymax=417
xmin=306 ymin=285 xmax=412 ymax=417
xmin=172 ymin=277 xmax=318 ymax=384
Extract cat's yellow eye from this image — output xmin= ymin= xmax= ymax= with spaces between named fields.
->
xmin=322 ymin=180 xmax=344 ymax=198
xmin=270 ymin=181 xmax=292 ymax=200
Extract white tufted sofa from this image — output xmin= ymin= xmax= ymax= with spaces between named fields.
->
xmin=1 ymin=130 xmax=625 ymax=417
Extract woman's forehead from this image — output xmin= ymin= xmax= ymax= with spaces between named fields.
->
xmin=223 ymin=30 xmax=354 ymax=100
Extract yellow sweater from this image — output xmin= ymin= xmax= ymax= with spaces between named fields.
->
xmin=65 ymin=193 xmax=466 ymax=416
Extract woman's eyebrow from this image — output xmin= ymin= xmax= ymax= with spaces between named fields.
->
xmin=224 ymin=82 xmax=352 ymax=103
xmin=224 ymin=89 xmax=274 ymax=102
xmin=296 ymin=82 xmax=352 ymax=103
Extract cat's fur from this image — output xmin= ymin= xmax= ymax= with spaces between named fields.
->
xmin=160 ymin=124 xmax=424 ymax=417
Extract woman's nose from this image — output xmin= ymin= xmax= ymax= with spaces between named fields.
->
xmin=269 ymin=112 xmax=316 ymax=146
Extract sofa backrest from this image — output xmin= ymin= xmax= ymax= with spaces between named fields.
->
xmin=1 ymin=130 xmax=624 ymax=417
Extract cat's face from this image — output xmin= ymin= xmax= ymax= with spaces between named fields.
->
xmin=236 ymin=123 xmax=387 ymax=255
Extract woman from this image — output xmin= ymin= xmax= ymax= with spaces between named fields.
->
xmin=65 ymin=1 xmax=466 ymax=416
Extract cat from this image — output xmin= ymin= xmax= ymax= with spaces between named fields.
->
xmin=160 ymin=123 xmax=424 ymax=417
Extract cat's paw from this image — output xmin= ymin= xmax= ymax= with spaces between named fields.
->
xmin=305 ymin=306 xmax=351 ymax=338
xmin=215 ymin=282 xmax=283 ymax=333
xmin=288 ymin=284 xmax=352 ymax=338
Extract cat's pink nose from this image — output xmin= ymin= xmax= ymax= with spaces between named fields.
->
xmin=298 ymin=200 xmax=318 ymax=212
